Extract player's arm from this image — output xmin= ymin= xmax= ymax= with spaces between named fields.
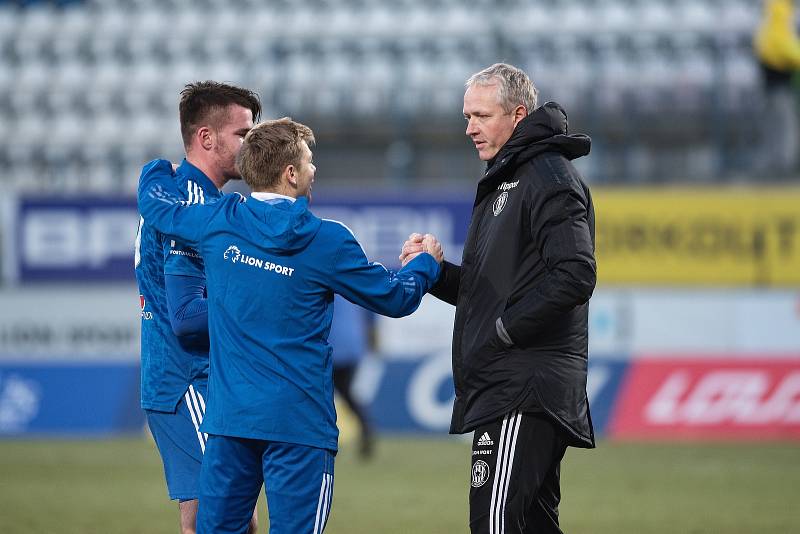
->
xmin=164 ymin=273 xmax=209 ymax=350
xmin=137 ymin=159 xmax=215 ymax=247
xmin=497 ymin=185 xmax=596 ymax=348
xmin=329 ymin=231 xmax=441 ymax=318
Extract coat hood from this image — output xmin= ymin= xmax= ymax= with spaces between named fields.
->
xmin=240 ymin=196 xmax=321 ymax=254
xmin=476 ymin=102 xmax=590 ymax=204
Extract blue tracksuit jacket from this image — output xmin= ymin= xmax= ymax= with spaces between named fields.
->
xmin=137 ymin=159 xmax=440 ymax=450
xmin=135 ymin=159 xmax=218 ymax=411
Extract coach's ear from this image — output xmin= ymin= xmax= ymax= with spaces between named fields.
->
xmin=512 ymin=104 xmax=527 ymax=128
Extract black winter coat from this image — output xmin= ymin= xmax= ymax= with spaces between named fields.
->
xmin=431 ymin=102 xmax=596 ymax=448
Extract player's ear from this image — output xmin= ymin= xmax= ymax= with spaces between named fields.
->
xmin=197 ymin=126 xmax=213 ymax=151
xmin=285 ymin=164 xmax=297 ymax=187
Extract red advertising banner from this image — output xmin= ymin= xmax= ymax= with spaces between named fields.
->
xmin=609 ymin=358 xmax=800 ymax=440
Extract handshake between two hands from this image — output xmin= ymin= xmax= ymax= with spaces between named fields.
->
xmin=399 ymin=233 xmax=444 ymax=267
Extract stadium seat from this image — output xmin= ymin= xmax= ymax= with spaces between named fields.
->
xmin=0 ymin=0 xmax=767 ymax=188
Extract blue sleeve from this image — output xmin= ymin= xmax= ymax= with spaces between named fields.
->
xmin=137 ymin=159 xmax=217 ymax=247
xmin=329 ymin=295 xmax=368 ymax=362
xmin=163 ymin=236 xmax=205 ymax=277
xmin=164 ymin=273 xmax=209 ymax=351
xmin=327 ymin=229 xmax=441 ymax=318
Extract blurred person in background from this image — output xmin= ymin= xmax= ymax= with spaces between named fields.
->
xmin=401 ymin=63 xmax=596 ymax=534
xmin=137 ymin=118 xmax=443 ymax=534
xmin=135 ymin=81 xmax=261 ymax=534
xmin=754 ymin=0 xmax=800 ymax=176
xmin=329 ymin=294 xmax=374 ymax=459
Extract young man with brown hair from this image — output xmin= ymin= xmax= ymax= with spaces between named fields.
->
xmin=135 ymin=81 xmax=261 ymax=534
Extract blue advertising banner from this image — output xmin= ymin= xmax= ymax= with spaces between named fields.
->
xmin=584 ymin=358 xmax=630 ymax=434
xmin=0 ymin=356 xmax=623 ymax=437
xmin=313 ymin=196 xmax=473 ymax=268
xmin=0 ymin=362 xmax=143 ymax=436
xmin=13 ymin=197 xmax=140 ymax=282
xmin=7 ymin=195 xmax=474 ymax=282
xmin=364 ymin=354 xmax=629 ymax=435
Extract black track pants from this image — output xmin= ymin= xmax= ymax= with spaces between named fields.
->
xmin=469 ymin=411 xmax=568 ymax=534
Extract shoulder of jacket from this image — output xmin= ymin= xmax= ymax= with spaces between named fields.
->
xmin=517 ymin=153 xmax=579 ymax=193
xmin=319 ymin=218 xmax=357 ymax=240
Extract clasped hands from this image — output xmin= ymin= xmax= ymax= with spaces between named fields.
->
xmin=399 ymin=233 xmax=444 ymax=266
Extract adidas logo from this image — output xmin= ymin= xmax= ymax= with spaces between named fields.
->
xmin=477 ymin=432 xmax=493 ymax=447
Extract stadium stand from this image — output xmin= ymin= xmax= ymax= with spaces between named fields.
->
xmin=0 ymin=0 xmax=766 ymax=191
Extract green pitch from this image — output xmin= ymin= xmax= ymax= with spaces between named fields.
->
xmin=0 ymin=437 xmax=797 ymax=533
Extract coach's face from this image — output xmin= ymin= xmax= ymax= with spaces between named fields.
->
xmin=213 ymin=104 xmax=254 ymax=182
xmin=463 ymin=83 xmax=519 ymax=161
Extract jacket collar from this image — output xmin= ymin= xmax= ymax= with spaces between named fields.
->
xmin=177 ymin=159 xmax=222 ymax=198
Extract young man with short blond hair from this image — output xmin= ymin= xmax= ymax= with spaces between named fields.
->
xmin=138 ymin=118 xmax=442 ymax=534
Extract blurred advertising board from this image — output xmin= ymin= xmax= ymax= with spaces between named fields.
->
xmin=356 ymin=353 xmax=627 ymax=436
xmin=356 ymin=354 xmax=800 ymax=439
xmin=594 ymin=188 xmax=800 ymax=286
xmin=1 ymin=195 xmax=471 ymax=283
xmin=4 ymin=189 xmax=800 ymax=286
xmin=608 ymin=359 xmax=800 ymax=440
xmin=311 ymin=196 xmax=472 ymax=268
xmin=0 ymin=287 xmax=140 ymax=359
xmin=378 ymin=290 xmax=800 ymax=358
xmin=3 ymin=197 xmax=139 ymax=283
xmin=0 ymin=363 xmax=142 ymax=436
xmin=0 ymin=287 xmax=143 ymax=435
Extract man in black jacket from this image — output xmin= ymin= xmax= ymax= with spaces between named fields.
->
xmin=401 ymin=63 xmax=596 ymax=534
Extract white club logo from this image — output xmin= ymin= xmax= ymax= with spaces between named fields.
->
xmin=492 ymin=192 xmax=508 ymax=216
xmin=223 ymin=245 xmax=241 ymax=263
xmin=471 ymin=460 xmax=490 ymax=488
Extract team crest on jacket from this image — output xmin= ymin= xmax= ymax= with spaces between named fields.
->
xmin=471 ymin=460 xmax=490 ymax=488
xmin=492 ymin=192 xmax=508 ymax=216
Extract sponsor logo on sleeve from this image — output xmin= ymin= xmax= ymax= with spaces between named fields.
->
xmin=169 ymin=239 xmax=201 ymax=259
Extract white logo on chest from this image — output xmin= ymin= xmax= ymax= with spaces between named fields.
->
xmin=492 ymin=192 xmax=508 ymax=216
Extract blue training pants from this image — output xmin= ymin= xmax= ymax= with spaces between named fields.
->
xmin=197 ymin=434 xmax=335 ymax=534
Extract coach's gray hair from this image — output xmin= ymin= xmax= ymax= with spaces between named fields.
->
xmin=465 ymin=63 xmax=538 ymax=114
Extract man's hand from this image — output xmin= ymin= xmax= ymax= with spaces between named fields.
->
xmin=400 ymin=233 xmax=443 ymax=266
xmin=421 ymin=234 xmax=443 ymax=264
xmin=399 ymin=233 xmax=424 ymax=266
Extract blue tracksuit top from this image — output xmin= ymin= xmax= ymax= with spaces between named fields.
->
xmin=135 ymin=159 xmax=218 ymax=411
xmin=138 ymin=159 xmax=440 ymax=450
